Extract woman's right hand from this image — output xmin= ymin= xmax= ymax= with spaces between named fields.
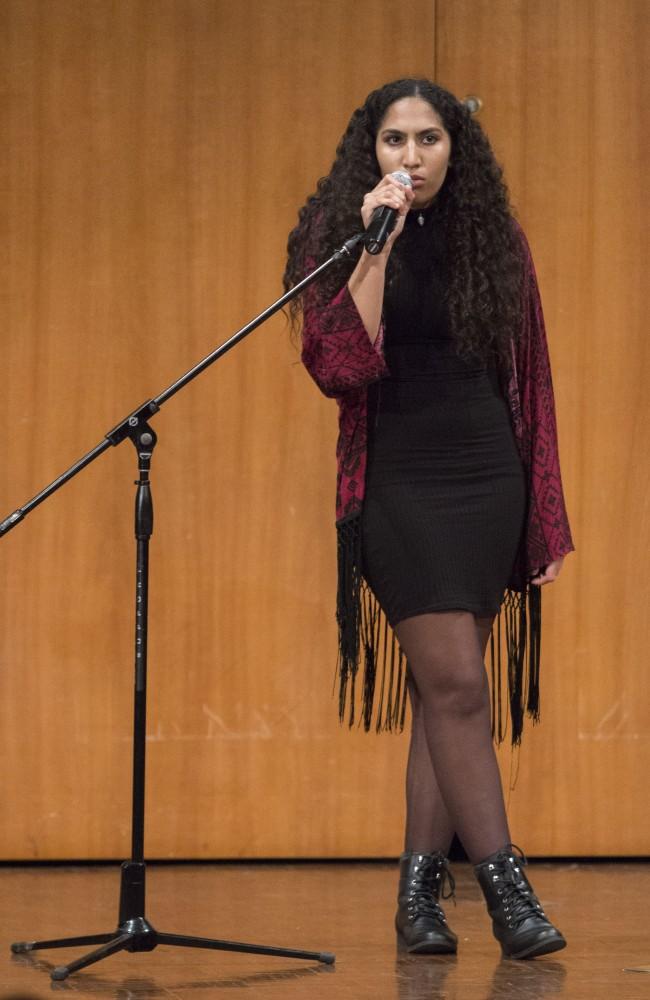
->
xmin=361 ymin=173 xmax=415 ymax=253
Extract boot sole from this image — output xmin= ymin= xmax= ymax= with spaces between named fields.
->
xmin=407 ymin=940 xmax=458 ymax=955
xmin=502 ymin=934 xmax=567 ymax=960
xmin=396 ymin=930 xmax=457 ymax=955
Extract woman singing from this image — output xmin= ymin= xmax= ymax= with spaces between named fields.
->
xmin=284 ymin=79 xmax=573 ymax=959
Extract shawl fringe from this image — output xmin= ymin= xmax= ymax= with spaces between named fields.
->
xmin=336 ymin=515 xmax=407 ymax=732
xmin=336 ymin=515 xmax=541 ymax=745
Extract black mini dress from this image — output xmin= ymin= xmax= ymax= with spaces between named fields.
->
xmin=361 ymin=215 xmax=526 ymax=626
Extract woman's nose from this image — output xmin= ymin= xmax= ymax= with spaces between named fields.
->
xmin=402 ymin=140 xmax=421 ymax=167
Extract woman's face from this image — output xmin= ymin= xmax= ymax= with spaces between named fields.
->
xmin=375 ymin=96 xmax=452 ymax=209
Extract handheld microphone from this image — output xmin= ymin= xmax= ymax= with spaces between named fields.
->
xmin=365 ymin=171 xmax=413 ymax=255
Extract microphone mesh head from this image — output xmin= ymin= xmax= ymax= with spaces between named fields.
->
xmin=391 ymin=170 xmax=413 ymax=188
xmin=463 ymin=96 xmax=483 ymax=115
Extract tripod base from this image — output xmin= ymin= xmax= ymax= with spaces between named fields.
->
xmin=10 ymin=862 xmax=335 ymax=981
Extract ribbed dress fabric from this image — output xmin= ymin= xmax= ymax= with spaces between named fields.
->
xmin=360 ymin=213 xmax=526 ymax=627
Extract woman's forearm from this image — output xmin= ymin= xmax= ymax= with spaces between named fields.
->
xmin=347 ymin=249 xmax=390 ymax=344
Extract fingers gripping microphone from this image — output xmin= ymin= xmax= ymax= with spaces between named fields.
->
xmin=365 ymin=171 xmax=413 ymax=255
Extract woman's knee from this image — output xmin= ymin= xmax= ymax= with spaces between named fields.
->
xmin=411 ymin=655 xmax=489 ymax=719
xmin=396 ymin=611 xmax=491 ymax=718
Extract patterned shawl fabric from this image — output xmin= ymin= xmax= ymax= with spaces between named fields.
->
xmin=300 ymin=225 xmax=574 ymax=744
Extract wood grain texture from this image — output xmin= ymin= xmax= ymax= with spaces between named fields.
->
xmin=2 ymin=0 xmax=647 ymax=860
xmin=3 ymin=862 xmax=649 ymax=997
xmin=437 ymin=0 xmax=650 ymax=854
xmin=0 ymin=0 xmax=435 ymax=859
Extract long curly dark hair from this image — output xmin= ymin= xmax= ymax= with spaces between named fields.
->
xmin=283 ymin=78 xmax=524 ymax=361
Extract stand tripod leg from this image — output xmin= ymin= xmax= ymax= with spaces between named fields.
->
xmin=156 ymin=931 xmax=335 ymax=964
xmin=49 ymin=932 xmax=134 ymax=982
xmin=12 ymin=933 xmax=115 ymax=953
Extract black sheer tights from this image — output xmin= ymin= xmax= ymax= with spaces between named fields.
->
xmin=396 ymin=610 xmax=509 ymax=865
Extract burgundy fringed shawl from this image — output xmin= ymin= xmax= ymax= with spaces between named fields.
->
xmin=300 ymin=225 xmax=574 ymax=744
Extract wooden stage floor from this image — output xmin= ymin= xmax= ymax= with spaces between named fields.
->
xmin=1 ymin=861 xmax=649 ymax=999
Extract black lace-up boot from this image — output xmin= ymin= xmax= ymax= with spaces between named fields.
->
xmin=474 ymin=845 xmax=566 ymax=959
xmin=395 ymin=851 xmax=458 ymax=954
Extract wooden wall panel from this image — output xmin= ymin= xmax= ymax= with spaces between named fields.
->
xmin=2 ymin=0 xmax=647 ymax=860
xmin=437 ymin=0 xmax=650 ymax=854
xmin=0 ymin=0 xmax=435 ymax=859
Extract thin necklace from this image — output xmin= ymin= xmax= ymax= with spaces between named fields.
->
xmin=417 ymin=211 xmax=425 ymax=226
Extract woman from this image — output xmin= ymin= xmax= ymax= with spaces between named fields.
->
xmin=284 ymin=79 xmax=573 ymax=959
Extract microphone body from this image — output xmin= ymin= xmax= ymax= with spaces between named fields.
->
xmin=365 ymin=171 xmax=413 ymax=255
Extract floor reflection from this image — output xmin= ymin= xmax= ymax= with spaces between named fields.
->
xmin=395 ymin=954 xmax=456 ymax=999
xmin=488 ymin=959 xmax=567 ymax=999
xmin=1 ymin=993 xmax=52 ymax=1000
xmin=12 ymin=950 xmax=332 ymax=998
xmin=395 ymin=953 xmax=567 ymax=1000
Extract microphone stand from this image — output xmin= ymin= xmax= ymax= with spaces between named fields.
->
xmin=4 ymin=231 xmax=366 ymax=983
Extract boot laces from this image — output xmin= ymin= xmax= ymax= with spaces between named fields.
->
xmin=409 ymin=854 xmax=456 ymax=919
xmin=492 ymin=844 xmax=546 ymax=927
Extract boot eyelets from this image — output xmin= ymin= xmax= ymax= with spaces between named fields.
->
xmin=474 ymin=847 xmax=565 ymax=958
xmin=397 ymin=852 xmax=457 ymax=954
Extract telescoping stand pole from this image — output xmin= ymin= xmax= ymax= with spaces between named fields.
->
xmin=5 ymin=232 xmax=365 ymax=982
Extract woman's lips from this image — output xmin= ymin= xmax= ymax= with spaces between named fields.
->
xmin=410 ymin=176 xmax=426 ymax=188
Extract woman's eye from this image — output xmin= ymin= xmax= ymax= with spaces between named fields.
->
xmin=385 ymin=135 xmax=402 ymax=145
xmin=423 ymin=133 xmax=439 ymax=144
